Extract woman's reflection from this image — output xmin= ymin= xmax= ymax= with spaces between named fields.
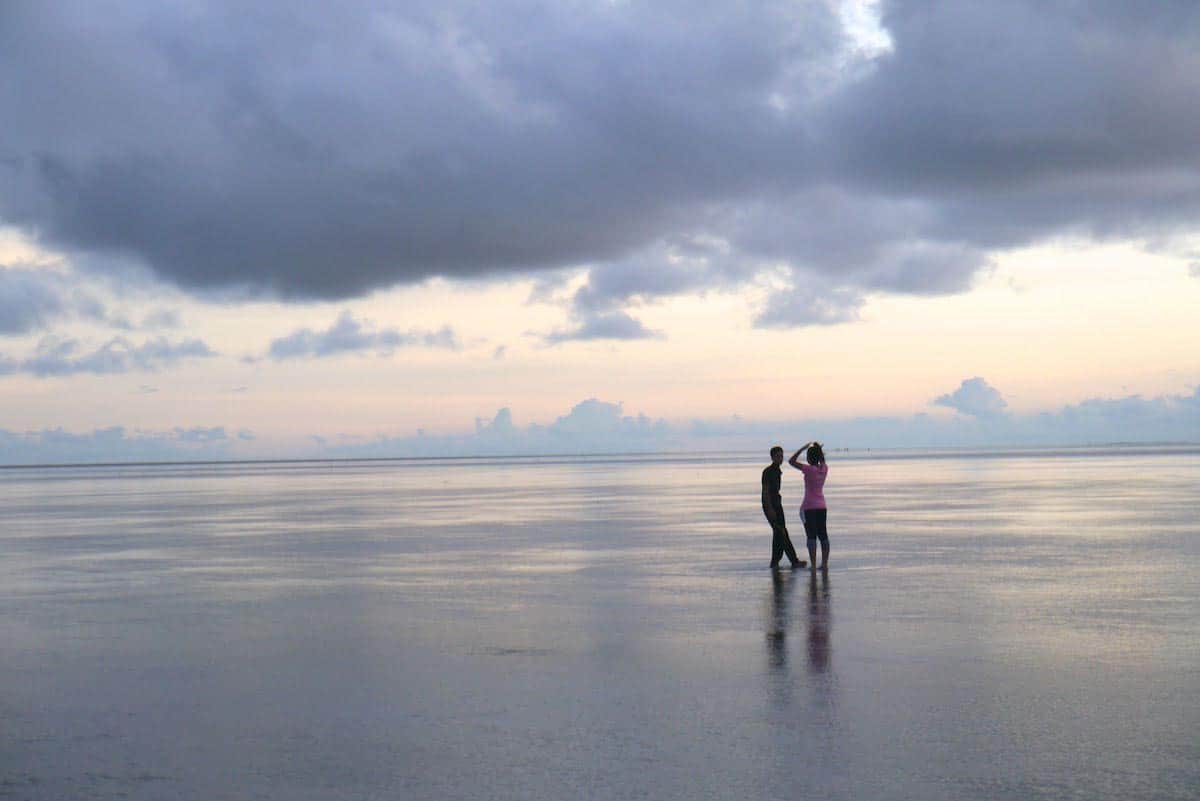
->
xmin=806 ymin=568 xmax=832 ymax=676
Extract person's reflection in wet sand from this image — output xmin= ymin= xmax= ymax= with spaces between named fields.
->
xmin=766 ymin=568 xmax=797 ymax=673
xmin=807 ymin=568 xmax=832 ymax=676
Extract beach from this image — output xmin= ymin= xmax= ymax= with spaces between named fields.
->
xmin=2 ymin=448 xmax=1198 ymax=800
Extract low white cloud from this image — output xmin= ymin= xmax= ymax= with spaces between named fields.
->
xmin=266 ymin=311 xmax=460 ymax=360
xmin=324 ymin=386 xmax=1200 ymax=458
xmin=1 ymin=386 xmax=1195 ymax=466
xmin=0 ymin=267 xmax=66 ymax=334
xmin=173 ymin=426 xmax=229 ymax=444
xmin=932 ymin=377 xmax=1008 ymax=418
xmin=0 ymin=335 xmax=216 ymax=377
xmin=0 ymin=425 xmax=244 ymax=465
xmin=0 ymin=266 xmax=121 ymax=335
xmin=754 ymin=282 xmax=864 ymax=329
xmin=333 ymin=398 xmax=670 ymax=457
xmin=140 ymin=308 xmax=182 ymax=330
xmin=542 ymin=311 xmax=663 ymax=344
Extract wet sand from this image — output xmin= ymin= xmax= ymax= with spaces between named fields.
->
xmin=2 ymin=450 xmax=1197 ymax=799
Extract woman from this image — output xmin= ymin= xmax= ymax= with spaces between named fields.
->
xmin=789 ymin=441 xmax=830 ymax=569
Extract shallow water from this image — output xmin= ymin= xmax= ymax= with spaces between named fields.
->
xmin=2 ymin=448 xmax=1198 ymax=800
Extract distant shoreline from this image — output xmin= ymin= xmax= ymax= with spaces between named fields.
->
xmin=1 ymin=441 xmax=1196 ymax=471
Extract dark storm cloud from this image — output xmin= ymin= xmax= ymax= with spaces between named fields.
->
xmin=266 ymin=310 xmax=459 ymax=359
xmin=0 ymin=335 xmax=216 ymax=377
xmin=2 ymin=1 xmax=1199 ymax=326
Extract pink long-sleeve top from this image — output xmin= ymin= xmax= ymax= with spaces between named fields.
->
xmin=796 ymin=462 xmax=828 ymax=510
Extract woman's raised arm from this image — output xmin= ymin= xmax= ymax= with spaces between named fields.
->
xmin=788 ymin=442 xmax=812 ymax=469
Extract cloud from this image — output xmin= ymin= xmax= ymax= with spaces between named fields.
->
xmin=0 ymin=267 xmax=67 ymax=334
xmin=545 ymin=398 xmax=663 ymax=439
xmin=535 ymin=247 xmax=715 ymax=341
xmin=266 ymin=311 xmax=459 ymax=360
xmin=0 ymin=335 xmax=216 ymax=377
xmin=1035 ymin=388 xmax=1200 ymax=435
xmin=4 ymin=387 xmax=1195 ymax=464
xmin=755 ymin=281 xmax=864 ymax=328
xmin=4 ymin=2 xmax=1197 ymax=325
xmin=326 ymin=386 xmax=1200 ymax=458
xmin=173 ymin=426 xmax=228 ymax=444
xmin=543 ymin=310 xmax=662 ymax=344
xmin=0 ymin=425 xmax=241 ymax=465
xmin=685 ymin=388 xmax=1200 ymax=450
xmin=933 ymin=377 xmax=1009 ymax=418
xmin=570 ymin=246 xmax=738 ymax=313
xmin=140 ymin=308 xmax=182 ymax=329
xmin=1190 ymin=262 xmax=1200 ymax=278
xmin=334 ymin=398 xmax=671 ymax=457
xmin=0 ymin=263 xmax=186 ymax=335
xmin=0 ymin=265 xmax=118 ymax=335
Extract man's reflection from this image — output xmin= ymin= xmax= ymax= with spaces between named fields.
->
xmin=807 ymin=568 xmax=831 ymax=675
xmin=766 ymin=568 xmax=796 ymax=671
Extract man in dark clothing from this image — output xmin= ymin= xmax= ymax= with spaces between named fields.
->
xmin=763 ymin=446 xmax=804 ymax=568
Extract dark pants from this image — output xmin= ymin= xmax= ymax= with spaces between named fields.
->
xmin=802 ymin=508 xmax=829 ymax=545
xmin=766 ymin=508 xmax=801 ymax=566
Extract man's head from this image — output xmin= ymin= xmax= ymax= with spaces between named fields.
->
xmin=770 ymin=445 xmax=784 ymax=465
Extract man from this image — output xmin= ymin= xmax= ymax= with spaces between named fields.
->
xmin=762 ymin=445 xmax=804 ymax=568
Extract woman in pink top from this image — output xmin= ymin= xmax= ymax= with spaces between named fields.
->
xmin=789 ymin=441 xmax=830 ymax=570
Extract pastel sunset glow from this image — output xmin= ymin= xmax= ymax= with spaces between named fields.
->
xmin=1 ymin=1 xmax=1197 ymax=462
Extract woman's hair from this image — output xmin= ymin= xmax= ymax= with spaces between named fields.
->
xmin=807 ymin=442 xmax=825 ymax=466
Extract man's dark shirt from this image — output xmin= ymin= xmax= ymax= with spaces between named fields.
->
xmin=762 ymin=464 xmax=784 ymax=518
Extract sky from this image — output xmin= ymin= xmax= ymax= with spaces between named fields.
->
xmin=1 ymin=0 xmax=1198 ymax=462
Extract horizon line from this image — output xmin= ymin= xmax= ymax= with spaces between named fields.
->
xmin=1 ymin=441 xmax=1196 ymax=471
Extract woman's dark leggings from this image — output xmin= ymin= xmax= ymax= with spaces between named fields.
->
xmin=802 ymin=508 xmax=829 ymax=565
